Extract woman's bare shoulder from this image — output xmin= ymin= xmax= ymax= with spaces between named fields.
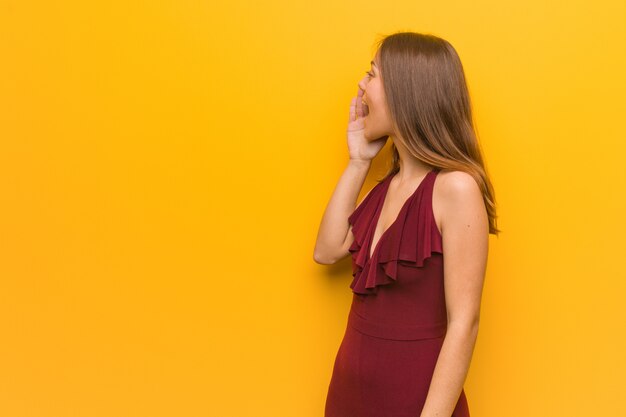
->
xmin=436 ymin=169 xmax=481 ymax=197
xmin=433 ymin=169 xmax=484 ymax=233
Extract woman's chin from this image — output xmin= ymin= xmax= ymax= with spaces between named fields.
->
xmin=363 ymin=128 xmax=376 ymax=142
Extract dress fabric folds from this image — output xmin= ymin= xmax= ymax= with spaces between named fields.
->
xmin=324 ymin=168 xmax=471 ymax=417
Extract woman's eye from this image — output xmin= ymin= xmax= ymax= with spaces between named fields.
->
xmin=365 ymin=70 xmax=374 ymax=77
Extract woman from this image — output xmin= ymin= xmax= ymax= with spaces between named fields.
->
xmin=314 ymin=31 xmax=499 ymax=417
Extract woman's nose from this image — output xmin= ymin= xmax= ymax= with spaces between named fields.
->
xmin=358 ymin=75 xmax=369 ymax=91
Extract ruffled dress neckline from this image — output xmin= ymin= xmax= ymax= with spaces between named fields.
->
xmin=368 ymin=169 xmax=434 ymax=259
xmin=347 ymin=168 xmax=443 ymax=295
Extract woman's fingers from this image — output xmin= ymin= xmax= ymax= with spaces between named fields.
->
xmin=349 ymin=97 xmax=356 ymax=122
xmin=350 ymin=76 xmax=368 ymax=123
xmin=356 ymin=87 xmax=364 ymax=118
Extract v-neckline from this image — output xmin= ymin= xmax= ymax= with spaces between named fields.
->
xmin=368 ymin=168 xmax=435 ymax=260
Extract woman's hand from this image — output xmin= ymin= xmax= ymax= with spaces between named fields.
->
xmin=347 ymin=80 xmax=388 ymax=162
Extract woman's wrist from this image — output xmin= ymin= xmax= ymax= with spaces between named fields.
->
xmin=348 ymin=158 xmax=372 ymax=170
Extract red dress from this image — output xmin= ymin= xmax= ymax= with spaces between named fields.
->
xmin=324 ymin=168 xmax=471 ymax=417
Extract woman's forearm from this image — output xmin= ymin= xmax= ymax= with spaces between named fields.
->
xmin=420 ymin=321 xmax=479 ymax=417
xmin=313 ymin=159 xmax=371 ymax=264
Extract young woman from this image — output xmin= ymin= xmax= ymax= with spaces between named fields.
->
xmin=314 ymin=32 xmax=499 ymax=417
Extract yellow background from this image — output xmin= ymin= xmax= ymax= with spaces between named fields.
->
xmin=1 ymin=0 xmax=625 ymax=416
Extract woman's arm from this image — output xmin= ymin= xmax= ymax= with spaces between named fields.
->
xmin=420 ymin=170 xmax=489 ymax=417
xmin=313 ymin=159 xmax=371 ymax=264
xmin=314 ymin=81 xmax=388 ymax=265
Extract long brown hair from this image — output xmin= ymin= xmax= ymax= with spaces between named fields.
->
xmin=374 ymin=31 xmax=500 ymax=235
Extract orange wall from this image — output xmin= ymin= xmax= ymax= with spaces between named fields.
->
xmin=1 ymin=1 xmax=625 ymax=416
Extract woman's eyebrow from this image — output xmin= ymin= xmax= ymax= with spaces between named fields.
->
xmin=370 ymin=61 xmax=377 ymax=67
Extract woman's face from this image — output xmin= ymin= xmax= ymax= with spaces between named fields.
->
xmin=359 ymin=55 xmax=394 ymax=141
